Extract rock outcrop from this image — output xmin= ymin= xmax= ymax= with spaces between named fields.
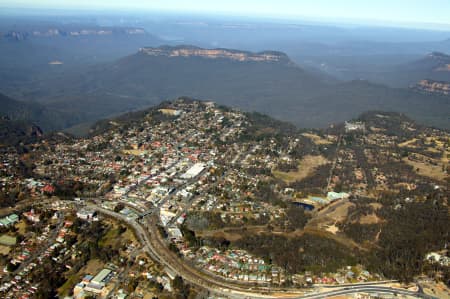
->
xmin=139 ymin=45 xmax=290 ymax=63
xmin=414 ymin=79 xmax=450 ymax=95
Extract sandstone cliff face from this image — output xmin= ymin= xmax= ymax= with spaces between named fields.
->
xmin=415 ymin=79 xmax=450 ymax=95
xmin=427 ymin=52 xmax=450 ymax=71
xmin=436 ymin=64 xmax=450 ymax=71
xmin=2 ymin=27 xmax=146 ymax=41
xmin=139 ymin=46 xmax=289 ymax=63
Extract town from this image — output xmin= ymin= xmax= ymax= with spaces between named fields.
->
xmin=0 ymin=98 xmax=448 ymax=299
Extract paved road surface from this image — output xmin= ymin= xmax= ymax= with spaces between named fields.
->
xmin=86 ymin=202 xmax=434 ymax=299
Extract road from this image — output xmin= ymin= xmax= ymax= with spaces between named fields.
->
xmin=299 ymin=285 xmax=438 ymax=299
xmin=87 ymin=204 xmax=302 ymax=298
xmin=326 ymin=134 xmax=342 ymax=192
xmin=83 ymin=202 xmax=434 ymax=299
xmin=1 ymin=211 xmax=65 ymax=284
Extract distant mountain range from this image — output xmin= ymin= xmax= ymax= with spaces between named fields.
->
xmin=396 ymin=52 xmax=450 ymax=86
xmin=0 ymin=25 xmax=163 ymax=67
xmin=330 ymin=51 xmax=450 ymax=88
xmin=0 ymin=45 xmax=449 ymax=133
xmin=1 ymin=26 xmax=148 ymax=41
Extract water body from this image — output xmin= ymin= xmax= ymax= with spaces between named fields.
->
xmin=292 ymin=202 xmax=315 ymax=211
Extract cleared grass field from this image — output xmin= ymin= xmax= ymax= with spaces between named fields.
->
xmin=398 ymin=138 xmax=418 ymax=148
xmin=0 ymin=245 xmax=11 ymax=255
xmin=123 ymin=149 xmax=147 ymax=155
xmin=15 ymin=220 xmax=27 ymax=235
xmin=301 ymin=133 xmax=333 ymax=145
xmin=273 ymin=155 xmax=329 ymax=183
xmin=402 ymin=156 xmax=447 ymax=181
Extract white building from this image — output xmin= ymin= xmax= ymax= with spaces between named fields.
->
xmin=76 ymin=209 xmax=97 ymax=221
xmin=181 ymin=163 xmax=206 ymax=179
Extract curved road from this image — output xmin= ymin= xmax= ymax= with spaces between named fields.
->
xmin=86 ymin=203 xmax=435 ymax=299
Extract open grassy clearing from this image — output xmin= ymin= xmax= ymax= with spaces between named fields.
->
xmin=58 ymin=273 xmax=82 ymax=296
xmin=398 ymin=138 xmax=418 ymax=148
xmin=83 ymin=258 xmax=104 ymax=274
xmin=301 ymin=133 xmax=333 ymax=145
xmin=15 ymin=220 xmax=27 ymax=235
xmin=306 ymin=199 xmax=354 ymax=231
xmin=0 ymin=245 xmax=11 ymax=255
xmin=99 ymin=219 xmax=137 ymax=248
xmin=402 ymin=157 xmax=447 ymax=181
xmin=122 ymin=149 xmax=147 ymax=155
xmin=58 ymin=259 xmax=105 ymax=296
xmin=359 ymin=213 xmax=383 ymax=225
xmin=303 ymin=226 xmax=364 ymax=251
xmin=273 ymin=155 xmax=329 ymax=183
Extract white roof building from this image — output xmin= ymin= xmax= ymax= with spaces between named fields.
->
xmin=181 ymin=163 xmax=206 ymax=179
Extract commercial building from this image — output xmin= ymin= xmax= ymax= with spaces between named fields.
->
xmin=181 ymin=163 xmax=205 ymax=179
xmin=0 ymin=214 xmax=19 ymax=227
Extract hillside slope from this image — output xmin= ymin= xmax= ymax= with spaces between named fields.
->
xmin=0 ymin=92 xmax=75 ymax=131
xmin=4 ymin=46 xmax=450 ymax=131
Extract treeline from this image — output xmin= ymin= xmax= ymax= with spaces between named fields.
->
xmin=339 ymin=193 xmax=449 ymax=283
xmin=366 ymin=197 xmax=449 ymax=283
xmin=233 ymin=233 xmax=357 ymax=275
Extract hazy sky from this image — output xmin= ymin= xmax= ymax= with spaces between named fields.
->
xmin=3 ymin=0 xmax=450 ymax=26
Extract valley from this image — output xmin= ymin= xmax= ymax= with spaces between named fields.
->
xmin=0 ymin=8 xmax=449 ymax=299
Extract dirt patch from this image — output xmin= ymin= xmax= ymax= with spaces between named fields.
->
xmin=359 ymin=213 xmax=382 ymax=225
xmin=273 ymin=155 xmax=329 ymax=183
xmin=369 ymin=203 xmax=382 ymax=210
xmin=0 ymin=245 xmax=11 ymax=255
xmin=325 ymin=223 xmax=339 ymax=234
xmin=15 ymin=220 xmax=27 ymax=235
xmin=81 ymin=259 xmax=104 ymax=275
xmin=398 ymin=138 xmax=418 ymax=148
xmin=302 ymin=133 xmax=333 ymax=145
xmin=308 ymin=199 xmax=354 ymax=229
xmin=422 ymin=282 xmax=450 ymax=299
xmin=123 ymin=149 xmax=147 ymax=155
xmin=304 ymin=227 xmax=363 ymax=250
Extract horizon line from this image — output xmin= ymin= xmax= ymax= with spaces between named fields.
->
xmin=1 ymin=6 xmax=450 ymax=32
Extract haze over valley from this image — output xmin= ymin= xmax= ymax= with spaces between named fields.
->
xmin=0 ymin=2 xmax=449 ymax=299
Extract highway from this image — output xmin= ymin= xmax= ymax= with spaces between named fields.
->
xmin=86 ymin=203 xmax=305 ymax=298
xmin=82 ymin=202 xmax=435 ymax=299
xmin=299 ymin=285 xmax=437 ymax=299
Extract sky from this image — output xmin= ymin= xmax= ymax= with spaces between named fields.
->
xmin=2 ymin=0 xmax=450 ymax=27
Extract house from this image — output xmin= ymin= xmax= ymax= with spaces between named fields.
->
xmin=76 ymin=209 xmax=97 ymax=221
xmin=167 ymin=227 xmax=183 ymax=242
xmin=42 ymin=184 xmax=56 ymax=194
xmin=345 ymin=121 xmax=365 ymax=132
xmin=327 ymin=192 xmax=350 ymax=201
xmin=426 ymin=252 xmax=450 ymax=266
xmin=23 ymin=209 xmax=41 ymax=223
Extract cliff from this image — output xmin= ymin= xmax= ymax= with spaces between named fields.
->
xmin=414 ymin=79 xmax=450 ymax=96
xmin=139 ymin=45 xmax=291 ymax=64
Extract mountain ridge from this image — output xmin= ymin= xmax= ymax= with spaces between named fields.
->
xmin=2 ymin=47 xmax=449 ymax=132
xmin=139 ymin=45 xmax=292 ymax=64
